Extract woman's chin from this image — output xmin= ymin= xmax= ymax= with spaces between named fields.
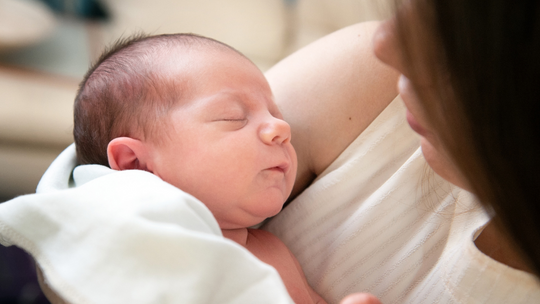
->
xmin=420 ymin=138 xmax=469 ymax=190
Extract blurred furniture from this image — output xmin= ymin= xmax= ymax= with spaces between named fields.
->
xmin=0 ymin=0 xmax=392 ymax=199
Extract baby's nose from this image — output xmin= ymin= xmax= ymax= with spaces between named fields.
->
xmin=259 ymin=117 xmax=291 ymax=145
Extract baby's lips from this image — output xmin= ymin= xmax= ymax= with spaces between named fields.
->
xmin=266 ymin=161 xmax=289 ymax=174
xmin=277 ymin=162 xmax=289 ymax=173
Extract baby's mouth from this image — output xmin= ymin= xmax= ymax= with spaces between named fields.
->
xmin=267 ymin=167 xmax=284 ymax=174
xmin=267 ymin=163 xmax=289 ymax=174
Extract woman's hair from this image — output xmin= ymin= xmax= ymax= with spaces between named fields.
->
xmin=396 ymin=0 xmax=540 ymax=273
xmin=73 ymin=33 xmax=245 ymax=166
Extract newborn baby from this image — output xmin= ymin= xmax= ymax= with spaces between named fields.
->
xmin=73 ymin=33 xmax=326 ymax=304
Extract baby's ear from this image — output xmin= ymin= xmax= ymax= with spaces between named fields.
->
xmin=107 ymin=137 xmax=152 ymax=172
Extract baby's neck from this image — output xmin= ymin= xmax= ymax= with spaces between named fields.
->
xmin=221 ymin=228 xmax=249 ymax=247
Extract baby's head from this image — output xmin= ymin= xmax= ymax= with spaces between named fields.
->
xmin=74 ymin=33 xmax=297 ymax=228
xmin=74 ymin=33 xmax=240 ymax=166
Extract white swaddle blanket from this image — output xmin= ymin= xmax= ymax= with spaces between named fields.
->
xmin=0 ymin=145 xmax=293 ymax=304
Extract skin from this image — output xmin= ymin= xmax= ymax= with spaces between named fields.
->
xmin=107 ymin=47 xmax=298 ymax=229
xmin=142 ymin=47 xmax=297 ymax=229
xmin=108 ymin=47 xmax=328 ymax=303
xmin=340 ymin=293 xmax=382 ymax=304
xmin=265 ymin=21 xmax=399 ymax=201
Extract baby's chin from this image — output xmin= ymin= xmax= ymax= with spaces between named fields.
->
xmin=219 ymin=203 xmax=284 ymax=229
xmin=258 ymin=197 xmax=285 ymax=217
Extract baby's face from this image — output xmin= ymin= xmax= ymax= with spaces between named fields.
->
xmin=147 ymin=48 xmax=297 ymax=229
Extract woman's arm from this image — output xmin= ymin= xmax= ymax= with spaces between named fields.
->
xmin=266 ymin=21 xmax=399 ymax=199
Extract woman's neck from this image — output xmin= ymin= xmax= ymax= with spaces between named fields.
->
xmin=221 ymin=228 xmax=249 ymax=247
xmin=475 ymin=220 xmax=532 ymax=273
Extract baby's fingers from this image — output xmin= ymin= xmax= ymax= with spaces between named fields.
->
xmin=340 ymin=293 xmax=382 ymax=304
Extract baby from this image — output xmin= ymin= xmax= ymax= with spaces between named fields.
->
xmin=73 ymin=33 xmax=326 ymax=304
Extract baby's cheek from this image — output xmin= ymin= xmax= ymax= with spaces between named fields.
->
xmin=288 ymin=151 xmax=299 ymax=193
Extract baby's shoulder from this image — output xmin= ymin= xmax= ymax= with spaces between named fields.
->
xmin=245 ymin=228 xmax=290 ymax=255
xmin=246 ymin=228 xmax=283 ymax=243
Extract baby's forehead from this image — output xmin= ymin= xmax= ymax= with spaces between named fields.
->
xmin=162 ymin=44 xmax=250 ymax=72
xmin=156 ymin=46 xmax=243 ymax=80
xmin=158 ymin=46 xmax=257 ymax=92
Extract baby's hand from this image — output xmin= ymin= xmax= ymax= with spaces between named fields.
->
xmin=340 ymin=293 xmax=381 ymax=304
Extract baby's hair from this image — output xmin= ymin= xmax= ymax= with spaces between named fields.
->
xmin=73 ymin=33 xmax=247 ymax=166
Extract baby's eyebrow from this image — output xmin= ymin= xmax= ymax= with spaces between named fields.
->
xmin=198 ymin=93 xmax=248 ymax=114
xmin=214 ymin=92 xmax=252 ymax=107
xmin=201 ymin=91 xmax=276 ymax=117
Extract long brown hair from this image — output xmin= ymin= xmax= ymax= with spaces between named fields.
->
xmin=397 ymin=0 xmax=540 ymax=274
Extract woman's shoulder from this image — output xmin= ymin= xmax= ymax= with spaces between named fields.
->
xmin=266 ymin=22 xmax=400 ymax=199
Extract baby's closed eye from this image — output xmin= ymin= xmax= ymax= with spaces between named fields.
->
xmin=219 ymin=118 xmax=246 ymax=122
xmin=213 ymin=118 xmax=248 ymax=130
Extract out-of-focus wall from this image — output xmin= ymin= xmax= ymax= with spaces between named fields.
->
xmin=291 ymin=0 xmax=393 ymax=52
xmin=98 ymin=0 xmax=290 ymax=71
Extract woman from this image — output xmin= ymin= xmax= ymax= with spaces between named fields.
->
xmin=374 ymin=0 xmax=540 ymax=274
xmin=264 ymin=0 xmax=540 ymax=303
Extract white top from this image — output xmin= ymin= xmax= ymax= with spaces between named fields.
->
xmin=263 ymin=96 xmax=540 ymax=303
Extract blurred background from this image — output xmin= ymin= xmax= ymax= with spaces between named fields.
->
xmin=0 ymin=0 xmax=393 ymax=201
xmin=0 ymin=0 xmax=391 ymax=302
